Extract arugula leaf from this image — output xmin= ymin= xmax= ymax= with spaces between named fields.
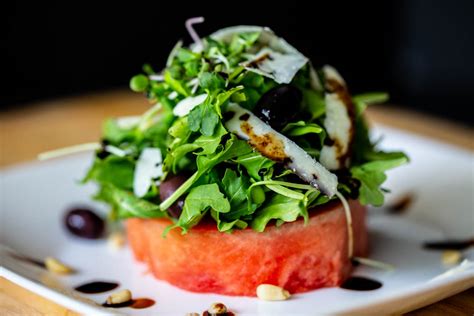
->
xmin=239 ymin=72 xmax=265 ymax=88
xmin=102 ymin=119 xmax=136 ymax=144
xmin=251 ymin=195 xmax=307 ymax=232
xmin=214 ymin=86 xmax=244 ymax=117
xmin=353 ymin=92 xmax=389 ymax=115
xmin=187 ymin=105 xmax=202 ymax=132
xmin=84 ymin=156 xmax=135 ymax=190
xmin=364 ymin=150 xmax=408 ymax=162
xmin=351 ymin=115 xmax=374 ymax=165
xmin=97 ymin=184 xmax=167 ymax=219
xmin=168 ymin=116 xmax=191 ymax=139
xmin=176 ymin=48 xmax=200 ymax=63
xmin=199 ymin=72 xmax=225 ymax=90
xmin=282 ymin=121 xmax=325 ymax=138
xmin=163 ymin=143 xmax=199 ymax=174
xmin=211 ymin=210 xmax=248 ymax=232
xmin=194 ymin=123 xmax=228 ymax=155
xmin=240 ymin=87 xmax=261 ymax=110
xmin=303 ymin=89 xmax=325 ymax=119
xmin=143 ymin=112 xmax=174 ymax=151
xmin=353 ymin=92 xmax=389 ymax=104
xmin=232 ymin=152 xmax=275 ymax=180
xmin=351 ymin=152 xmax=408 ymax=206
xmin=177 ymin=183 xmax=230 ymax=232
xmin=266 ymin=184 xmax=306 ymax=201
xmin=163 ymin=117 xmax=195 ymax=174
xmin=195 ymin=138 xmax=252 ymax=171
xmin=188 ymin=101 xmax=220 ymax=136
xmin=221 ymin=169 xmax=251 ymax=219
xmin=164 ymin=70 xmax=189 ymax=96
xmin=200 ymin=104 xmax=220 ymax=136
xmin=159 ymin=137 xmax=252 ymax=211
xmin=184 ymin=60 xmax=200 ymax=77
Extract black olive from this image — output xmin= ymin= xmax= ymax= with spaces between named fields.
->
xmin=159 ymin=174 xmax=188 ymax=219
xmin=254 ymin=84 xmax=303 ymax=129
xmin=64 ymin=208 xmax=105 ymax=239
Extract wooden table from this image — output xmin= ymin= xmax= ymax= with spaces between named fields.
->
xmin=1 ymin=90 xmax=473 ymax=315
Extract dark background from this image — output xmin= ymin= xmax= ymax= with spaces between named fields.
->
xmin=4 ymin=1 xmax=474 ymax=125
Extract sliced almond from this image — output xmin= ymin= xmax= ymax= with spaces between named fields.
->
xmin=108 ymin=231 xmax=126 ymax=250
xmin=442 ymin=250 xmax=462 ymax=266
xmin=44 ymin=257 xmax=74 ymax=275
xmin=185 ymin=313 xmax=200 ymax=316
xmin=256 ymin=284 xmax=291 ymax=301
xmin=106 ymin=289 xmax=132 ymax=305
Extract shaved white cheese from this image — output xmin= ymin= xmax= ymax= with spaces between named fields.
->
xmin=320 ymin=93 xmax=352 ymax=169
xmin=208 ymin=47 xmax=231 ymax=70
xmin=225 ymin=103 xmax=337 ymax=197
xmin=168 ymin=91 xmax=178 ymax=100
xmin=320 ymin=147 xmax=340 ymax=170
xmin=149 ymin=74 xmax=164 ymax=81
xmin=133 ymin=148 xmax=163 ymax=198
xmin=323 ymin=64 xmax=346 ymax=86
xmin=242 ymin=48 xmax=308 ymax=84
xmin=320 ymin=65 xmax=354 ymax=170
xmin=116 ymin=116 xmax=141 ymax=129
xmin=187 ymin=78 xmax=200 ymax=94
xmin=210 ymin=26 xmax=308 ymax=84
xmin=210 ymin=25 xmax=263 ymax=42
xmin=173 ymin=94 xmax=207 ymax=117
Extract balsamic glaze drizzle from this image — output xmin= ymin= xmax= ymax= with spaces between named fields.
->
xmin=103 ymin=298 xmax=155 ymax=309
xmin=423 ymin=238 xmax=474 ymax=251
xmin=340 ymin=276 xmax=383 ymax=291
xmin=74 ymin=281 xmax=119 ymax=294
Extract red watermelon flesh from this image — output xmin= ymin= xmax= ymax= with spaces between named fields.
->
xmin=127 ymin=200 xmax=368 ymax=296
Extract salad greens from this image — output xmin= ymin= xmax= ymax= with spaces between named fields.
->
xmin=84 ymin=21 xmax=408 ymax=233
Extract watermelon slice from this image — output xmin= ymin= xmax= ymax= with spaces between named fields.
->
xmin=127 ymin=200 xmax=368 ymax=296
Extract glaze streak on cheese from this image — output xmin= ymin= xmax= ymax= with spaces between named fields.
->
xmin=325 ymin=77 xmax=356 ymax=168
xmin=240 ymin=121 xmax=288 ymax=162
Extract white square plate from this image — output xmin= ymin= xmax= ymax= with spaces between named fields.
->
xmin=1 ymin=125 xmax=473 ymax=315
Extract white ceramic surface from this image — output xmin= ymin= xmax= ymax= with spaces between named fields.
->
xmin=1 ymin=125 xmax=473 ymax=315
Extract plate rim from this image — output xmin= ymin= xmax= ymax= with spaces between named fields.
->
xmin=1 ymin=266 xmax=119 ymax=315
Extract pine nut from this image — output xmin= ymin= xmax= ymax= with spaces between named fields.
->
xmin=108 ymin=231 xmax=126 ymax=250
xmin=44 ymin=257 xmax=74 ymax=275
xmin=256 ymin=284 xmax=291 ymax=301
xmin=106 ymin=289 xmax=132 ymax=305
xmin=442 ymin=250 xmax=462 ymax=265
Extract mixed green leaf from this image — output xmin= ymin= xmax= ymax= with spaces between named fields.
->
xmin=84 ymin=25 xmax=408 ymax=234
